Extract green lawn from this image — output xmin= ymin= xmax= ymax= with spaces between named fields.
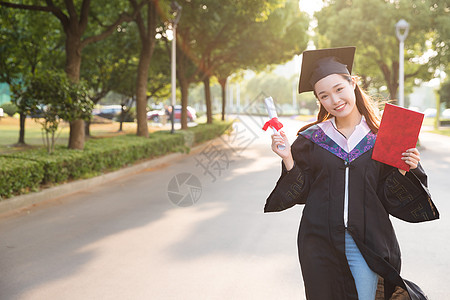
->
xmin=0 ymin=115 xmax=209 ymax=153
xmin=429 ymin=128 xmax=450 ymax=137
xmin=0 ymin=117 xmax=137 ymax=153
xmin=422 ymin=117 xmax=450 ymax=137
xmin=0 ymin=124 xmax=70 ymax=146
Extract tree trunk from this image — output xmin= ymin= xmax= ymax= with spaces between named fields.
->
xmin=68 ymin=119 xmax=85 ymax=150
xmin=135 ymin=44 xmax=151 ymax=137
xmin=176 ymin=44 xmax=189 ymax=130
xmin=65 ymin=33 xmax=82 ymax=82
xmin=65 ymin=31 xmax=86 ymax=149
xmin=434 ymin=93 xmax=441 ymax=130
xmin=85 ymin=120 xmax=91 ymax=137
xmin=380 ymin=61 xmax=398 ymax=103
xmin=119 ymin=105 xmax=125 ymax=132
xmin=203 ymin=76 xmax=213 ymax=123
xmin=134 ymin=0 xmax=157 ymax=137
xmin=388 ymin=82 xmax=398 ymax=104
xmin=218 ymin=77 xmax=227 ymax=121
xmin=180 ymin=79 xmax=189 ymax=130
xmin=17 ymin=112 xmax=26 ymax=144
xmin=360 ymin=75 xmax=371 ymax=91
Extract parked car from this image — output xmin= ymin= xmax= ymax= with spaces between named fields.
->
xmin=0 ymin=108 xmax=3 ymax=118
xmin=147 ymin=109 xmax=165 ymax=122
xmin=93 ymin=105 xmax=122 ymax=120
xmin=423 ymin=108 xmax=436 ymax=118
xmin=422 ymin=108 xmax=450 ymax=119
xmin=147 ymin=105 xmax=196 ymax=122
xmin=442 ymin=108 xmax=450 ymax=119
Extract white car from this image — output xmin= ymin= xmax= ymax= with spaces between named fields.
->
xmin=0 ymin=108 xmax=3 ymax=117
xmin=442 ymin=109 xmax=450 ymax=119
xmin=423 ymin=108 xmax=436 ymax=118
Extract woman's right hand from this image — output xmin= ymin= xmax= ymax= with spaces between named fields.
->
xmin=271 ymin=131 xmax=294 ymax=170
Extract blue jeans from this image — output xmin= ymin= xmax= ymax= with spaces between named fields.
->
xmin=345 ymin=231 xmax=378 ymax=300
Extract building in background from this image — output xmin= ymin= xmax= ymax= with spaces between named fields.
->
xmin=0 ymin=83 xmax=11 ymax=106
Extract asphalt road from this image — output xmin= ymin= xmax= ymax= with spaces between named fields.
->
xmin=0 ymin=115 xmax=448 ymax=299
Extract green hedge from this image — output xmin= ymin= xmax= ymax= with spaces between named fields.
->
xmin=186 ymin=121 xmax=233 ymax=144
xmin=0 ymin=121 xmax=233 ymax=199
xmin=0 ymin=157 xmax=45 ymax=197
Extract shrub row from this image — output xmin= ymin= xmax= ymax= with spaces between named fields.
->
xmin=0 ymin=121 xmax=232 ymax=199
xmin=0 ymin=157 xmax=45 ymax=197
xmin=185 ymin=121 xmax=233 ymax=144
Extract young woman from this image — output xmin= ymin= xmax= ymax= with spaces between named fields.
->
xmin=264 ymin=47 xmax=439 ymax=300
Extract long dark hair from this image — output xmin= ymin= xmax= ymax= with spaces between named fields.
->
xmin=297 ymin=75 xmax=380 ymax=135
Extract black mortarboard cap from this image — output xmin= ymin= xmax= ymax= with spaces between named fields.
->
xmin=298 ymin=46 xmax=356 ymax=94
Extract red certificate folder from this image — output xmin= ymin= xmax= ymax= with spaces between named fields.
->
xmin=372 ymin=103 xmax=424 ymax=171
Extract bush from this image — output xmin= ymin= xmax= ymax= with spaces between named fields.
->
xmin=24 ymin=70 xmax=93 ymax=153
xmin=0 ymin=121 xmax=233 ymax=199
xmin=187 ymin=121 xmax=233 ymax=144
xmin=1 ymin=102 xmax=18 ymax=117
xmin=0 ymin=156 xmax=45 ymax=198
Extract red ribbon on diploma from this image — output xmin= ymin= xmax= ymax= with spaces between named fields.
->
xmin=262 ymin=117 xmax=284 ymax=132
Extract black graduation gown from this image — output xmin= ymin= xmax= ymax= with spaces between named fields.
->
xmin=264 ymin=124 xmax=439 ymax=300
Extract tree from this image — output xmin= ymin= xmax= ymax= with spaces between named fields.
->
xmin=81 ymin=21 xmax=140 ymax=135
xmin=81 ymin=25 xmax=136 ymax=104
xmin=173 ymin=0 xmax=308 ymax=127
xmin=439 ymin=79 xmax=450 ymax=109
xmin=144 ymin=40 xmax=172 ymax=100
xmin=188 ymin=0 xmax=276 ymax=125
xmin=213 ymin=0 xmax=309 ymax=120
xmin=315 ymin=0 xmax=439 ymax=102
xmin=174 ymin=34 xmax=198 ymax=129
xmin=24 ymin=71 xmax=93 ymax=153
xmin=428 ymin=0 xmax=450 ymax=74
xmin=128 ymin=0 xmax=159 ymax=137
xmin=0 ymin=0 xmax=141 ymax=149
xmin=244 ymin=73 xmax=292 ymax=104
xmin=0 ymin=8 xmax=63 ymax=145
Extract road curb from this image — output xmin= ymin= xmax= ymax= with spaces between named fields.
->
xmin=0 ymin=138 xmax=217 ymax=216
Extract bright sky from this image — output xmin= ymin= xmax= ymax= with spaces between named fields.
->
xmin=271 ymin=1 xmax=324 ymax=79
xmin=298 ymin=0 xmax=324 ymax=16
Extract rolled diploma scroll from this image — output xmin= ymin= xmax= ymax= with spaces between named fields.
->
xmin=264 ymin=97 xmax=286 ymax=150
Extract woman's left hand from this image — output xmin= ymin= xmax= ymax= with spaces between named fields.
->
xmin=398 ymin=148 xmax=420 ymax=175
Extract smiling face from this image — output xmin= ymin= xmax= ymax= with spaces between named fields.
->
xmin=314 ymin=74 xmax=358 ymax=119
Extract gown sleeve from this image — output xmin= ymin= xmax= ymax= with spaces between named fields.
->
xmin=378 ymin=162 xmax=439 ymax=223
xmin=264 ymin=136 xmax=312 ymax=213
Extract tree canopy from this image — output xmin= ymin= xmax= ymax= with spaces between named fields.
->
xmin=315 ymin=0 xmax=447 ymax=101
xmin=173 ymin=0 xmax=309 ymax=124
xmin=0 ymin=0 xmax=448 ymax=152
